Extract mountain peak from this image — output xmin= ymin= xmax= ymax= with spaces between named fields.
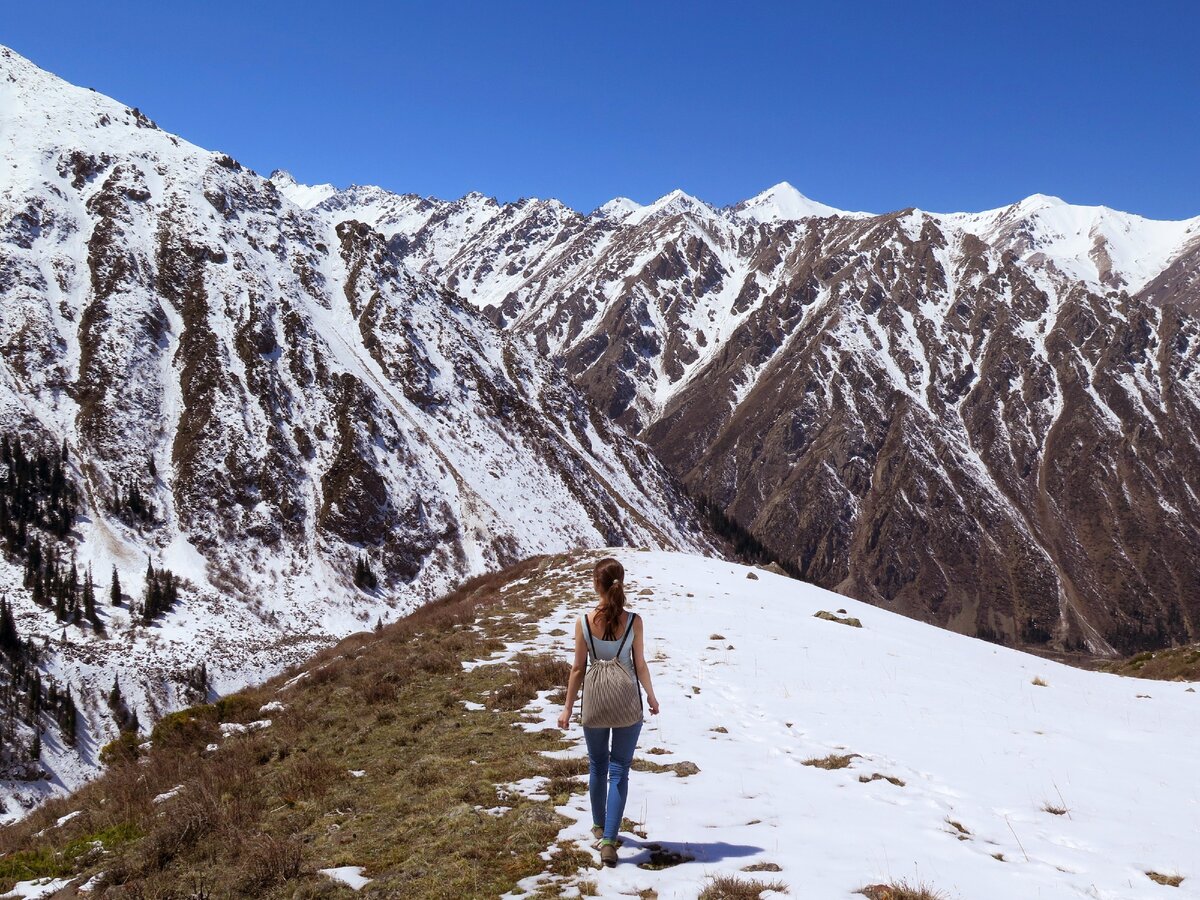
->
xmin=733 ymin=182 xmax=865 ymax=222
xmin=1014 ymin=192 xmax=1069 ymax=212
xmin=595 ymin=197 xmax=644 ymax=220
xmin=623 ymin=189 xmax=713 ymax=226
xmin=269 ymin=171 xmax=336 ymax=209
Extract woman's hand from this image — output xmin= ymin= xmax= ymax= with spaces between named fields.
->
xmin=557 ymin=707 xmax=572 ymax=730
xmin=648 ymin=696 xmax=660 ymax=715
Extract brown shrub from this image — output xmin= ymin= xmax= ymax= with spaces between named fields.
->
xmin=356 ymin=676 xmax=398 ymax=705
xmin=492 ymin=654 xmax=570 ymax=711
xmin=239 ymin=834 xmax=304 ymax=889
xmin=275 ymin=752 xmax=339 ymax=803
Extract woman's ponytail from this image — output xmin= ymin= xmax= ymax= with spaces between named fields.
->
xmin=592 ymin=557 xmax=627 ymax=639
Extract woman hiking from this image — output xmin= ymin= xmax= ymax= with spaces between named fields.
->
xmin=557 ymin=557 xmax=660 ymax=867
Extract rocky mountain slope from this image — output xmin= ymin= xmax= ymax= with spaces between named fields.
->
xmin=284 ymin=175 xmax=1200 ymax=657
xmin=3 ymin=550 xmax=1196 ymax=899
xmin=0 ymin=46 xmax=713 ymax=818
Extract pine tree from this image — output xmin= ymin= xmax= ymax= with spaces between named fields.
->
xmin=83 ymin=567 xmax=98 ymax=626
xmin=111 ymin=566 xmax=122 ymax=605
xmin=0 ymin=594 xmax=19 ymax=655
xmin=30 ymin=730 xmax=41 ymax=762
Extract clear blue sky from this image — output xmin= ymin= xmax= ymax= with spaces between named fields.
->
xmin=4 ymin=1 xmax=1198 ymax=217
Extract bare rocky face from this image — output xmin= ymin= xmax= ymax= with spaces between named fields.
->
xmin=372 ymin=193 xmax=1200 ymax=656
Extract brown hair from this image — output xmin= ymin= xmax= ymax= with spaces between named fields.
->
xmin=592 ymin=557 xmax=626 ymax=640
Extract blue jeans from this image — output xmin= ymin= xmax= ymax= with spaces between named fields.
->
xmin=583 ymin=721 xmax=643 ymax=842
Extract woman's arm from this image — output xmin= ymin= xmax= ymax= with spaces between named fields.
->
xmin=557 ymin=617 xmax=589 ymax=729
xmin=632 ymin=616 xmax=660 ymax=715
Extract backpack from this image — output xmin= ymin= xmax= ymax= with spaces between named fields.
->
xmin=581 ymin=612 xmax=643 ymax=729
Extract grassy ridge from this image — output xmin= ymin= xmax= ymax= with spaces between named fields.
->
xmin=1 ymin=553 xmax=605 ymax=898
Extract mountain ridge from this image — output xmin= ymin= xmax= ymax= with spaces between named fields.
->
xmin=0 ymin=44 xmax=714 ymax=818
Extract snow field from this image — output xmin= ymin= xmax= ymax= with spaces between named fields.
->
xmin=484 ymin=550 xmax=1197 ymax=899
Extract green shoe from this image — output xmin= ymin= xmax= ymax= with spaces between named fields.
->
xmin=590 ymin=825 xmax=623 ymax=849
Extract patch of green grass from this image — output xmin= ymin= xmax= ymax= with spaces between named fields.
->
xmin=0 ymin=822 xmax=142 ymax=882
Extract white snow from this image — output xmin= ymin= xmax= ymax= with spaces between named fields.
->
xmin=317 ymin=866 xmax=372 ymax=890
xmin=152 ymin=785 xmax=183 ymax=804
xmin=348 ymin=769 xmax=366 ymax=778
xmin=732 ymin=181 xmax=870 ymax=222
xmin=595 ymin=197 xmax=643 ymax=220
xmin=497 ymin=550 xmax=1199 ymax=899
xmin=938 ymin=193 xmax=1200 ymax=293
xmin=269 ymin=170 xmax=337 ymax=209
xmin=0 ymin=878 xmax=74 ymax=899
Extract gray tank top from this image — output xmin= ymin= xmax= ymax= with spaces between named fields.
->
xmin=581 ymin=612 xmax=636 ymax=670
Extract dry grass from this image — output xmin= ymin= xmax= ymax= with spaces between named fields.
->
xmin=945 ymin=818 xmax=971 ymax=837
xmin=1147 ymin=871 xmax=1185 ymax=886
xmin=491 ymin=653 xmax=571 ymax=710
xmin=1104 ymin=644 xmax=1200 ymax=682
xmin=813 ymin=610 xmax=863 ymax=628
xmin=802 ymin=752 xmax=860 ymax=770
xmin=0 ymin=553 xmax=610 ymax=899
xmin=1042 ymin=802 xmax=1069 ymax=816
xmin=699 ymin=873 xmax=789 ymax=898
xmin=858 ymin=880 xmax=948 ymax=899
xmin=859 ymin=772 xmax=906 ymax=787
xmin=1031 ymin=675 xmax=1049 ymax=687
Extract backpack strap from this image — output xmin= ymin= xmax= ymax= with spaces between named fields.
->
xmin=582 ymin=614 xmax=599 ymax=661
xmin=615 ymin=613 xmax=637 ymax=655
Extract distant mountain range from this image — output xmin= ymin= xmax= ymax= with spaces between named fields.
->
xmin=278 ymin=165 xmax=1200 ymax=659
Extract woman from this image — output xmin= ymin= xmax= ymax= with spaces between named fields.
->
xmin=557 ymin=557 xmax=660 ymax=867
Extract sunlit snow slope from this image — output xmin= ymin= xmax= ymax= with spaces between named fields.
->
xmin=496 ymin=551 xmax=1198 ymax=899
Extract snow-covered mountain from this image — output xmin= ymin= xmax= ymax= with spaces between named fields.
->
xmin=293 ymin=173 xmax=1200 ymax=659
xmin=730 ymin=180 xmax=870 ymax=223
xmin=939 ymin=193 xmax=1200 ymax=293
xmin=0 ymin=46 xmax=713 ymax=818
